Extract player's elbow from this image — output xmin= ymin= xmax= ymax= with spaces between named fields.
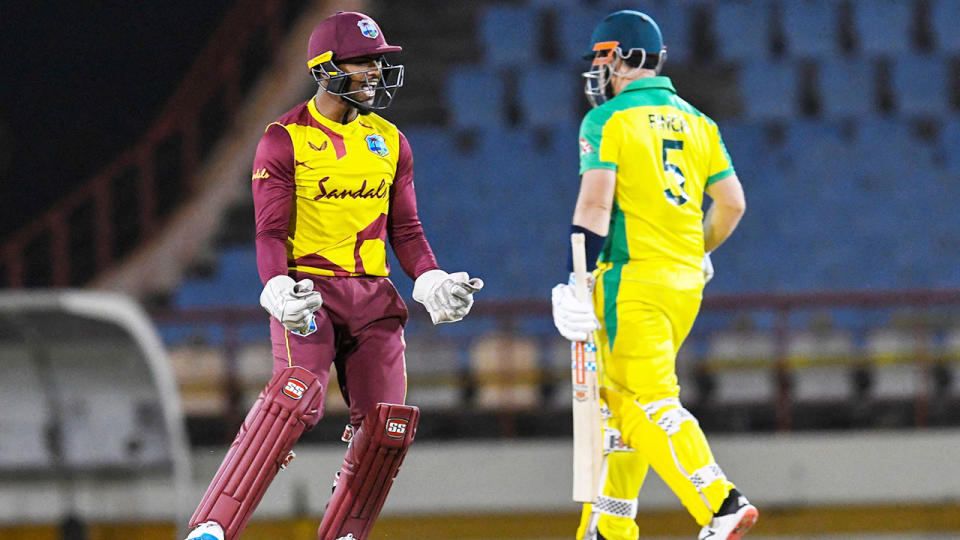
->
xmin=717 ymin=191 xmax=746 ymax=219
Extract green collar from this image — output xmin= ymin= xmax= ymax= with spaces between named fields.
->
xmin=620 ymin=76 xmax=676 ymax=94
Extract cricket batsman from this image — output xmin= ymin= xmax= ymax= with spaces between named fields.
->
xmin=550 ymin=10 xmax=756 ymax=540
xmin=184 ymin=11 xmax=483 ymax=540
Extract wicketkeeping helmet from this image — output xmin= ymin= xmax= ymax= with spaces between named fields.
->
xmin=307 ymin=11 xmax=404 ymax=113
xmin=583 ymin=10 xmax=667 ymax=108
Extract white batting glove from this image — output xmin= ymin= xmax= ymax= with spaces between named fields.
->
xmin=551 ymin=283 xmax=600 ymax=342
xmin=413 ymin=269 xmax=484 ymax=324
xmin=259 ymin=275 xmax=323 ymax=336
xmin=703 ymin=252 xmax=714 ymax=285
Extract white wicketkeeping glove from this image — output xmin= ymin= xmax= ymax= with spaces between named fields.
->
xmin=412 ymin=269 xmax=484 ymax=324
xmin=259 ymin=275 xmax=324 ymax=336
xmin=551 ymin=283 xmax=600 ymax=342
xmin=703 ymin=252 xmax=714 ymax=285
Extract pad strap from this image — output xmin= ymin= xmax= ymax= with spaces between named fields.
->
xmin=189 ymin=366 xmax=324 ymax=539
xmin=594 ymin=494 xmax=638 ymax=519
xmin=656 ymin=407 xmax=699 ymax=436
xmin=317 ymin=403 xmax=419 ymax=540
xmin=689 ymin=462 xmax=727 ymax=489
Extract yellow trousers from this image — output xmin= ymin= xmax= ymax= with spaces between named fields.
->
xmin=576 ymin=263 xmax=734 ymax=540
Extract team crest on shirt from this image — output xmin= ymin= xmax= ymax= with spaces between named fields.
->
xmin=579 ymin=137 xmax=594 ymax=155
xmin=365 ymin=134 xmax=389 ymax=156
xmin=357 ymin=19 xmax=379 ymax=39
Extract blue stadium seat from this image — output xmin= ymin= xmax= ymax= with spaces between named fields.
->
xmin=930 ymin=0 xmax=960 ymax=54
xmin=851 ymin=0 xmax=913 ymax=56
xmin=781 ymin=0 xmax=841 ymax=59
xmin=739 ymin=60 xmax=799 ymax=120
xmin=556 ymin=6 xmax=610 ymax=63
xmin=600 ymin=0 xmax=693 ymax=64
xmin=717 ymin=120 xmax=767 ymax=161
xmin=712 ymin=0 xmax=774 ymax=63
xmin=444 ymin=67 xmax=507 ymax=128
xmin=480 ymin=5 xmax=539 ymax=67
xmin=940 ymin=115 xmax=960 ymax=172
xmin=816 ymin=57 xmax=875 ymax=117
xmin=890 ymin=56 xmax=949 ymax=118
xmin=518 ymin=64 xmax=580 ymax=128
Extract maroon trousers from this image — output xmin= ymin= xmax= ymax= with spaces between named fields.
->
xmin=270 ymin=274 xmax=409 ymax=428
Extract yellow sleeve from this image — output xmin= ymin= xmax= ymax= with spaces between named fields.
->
xmin=705 ymin=121 xmax=736 ymax=186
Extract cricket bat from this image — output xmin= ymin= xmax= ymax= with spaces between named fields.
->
xmin=570 ymin=232 xmax=603 ymax=503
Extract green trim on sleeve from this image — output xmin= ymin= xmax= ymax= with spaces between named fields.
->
xmin=579 ymin=107 xmax=618 ymax=175
xmin=706 ymin=168 xmax=735 ymax=186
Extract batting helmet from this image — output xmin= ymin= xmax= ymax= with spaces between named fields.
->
xmin=307 ymin=12 xmax=404 ymax=113
xmin=582 ymin=10 xmax=667 ymax=107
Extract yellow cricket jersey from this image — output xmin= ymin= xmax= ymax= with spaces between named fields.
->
xmin=579 ymin=76 xmax=735 ymax=289
xmin=252 ymin=98 xmax=437 ymax=281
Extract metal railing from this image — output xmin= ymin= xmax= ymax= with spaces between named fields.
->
xmin=0 ymin=0 xmax=305 ymax=288
xmin=151 ymin=288 xmax=960 ymax=440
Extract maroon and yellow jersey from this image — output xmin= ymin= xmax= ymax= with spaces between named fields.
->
xmin=252 ymin=98 xmax=438 ymax=282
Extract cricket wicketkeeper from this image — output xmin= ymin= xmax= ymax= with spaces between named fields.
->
xmin=184 ymin=11 xmax=482 ymax=540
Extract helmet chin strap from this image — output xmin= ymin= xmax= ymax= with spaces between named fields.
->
xmin=317 ymin=78 xmax=373 ymax=123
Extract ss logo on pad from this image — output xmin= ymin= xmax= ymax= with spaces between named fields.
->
xmin=385 ymin=418 xmax=408 ymax=438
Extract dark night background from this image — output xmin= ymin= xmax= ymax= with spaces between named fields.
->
xmin=0 ymin=1 xmax=235 ymax=236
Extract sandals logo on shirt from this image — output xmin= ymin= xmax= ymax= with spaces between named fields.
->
xmin=365 ymin=134 xmax=389 ymax=156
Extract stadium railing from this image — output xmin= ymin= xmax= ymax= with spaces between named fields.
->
xmin=151 ymin=288 xmax=960 ymax=443
xmin=0 ymin=0 xmax=311 ymax=289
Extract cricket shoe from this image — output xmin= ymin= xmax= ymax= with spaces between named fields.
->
xmin=698 ymin=491 xmax=757 ymax=540
xmin=184 ymin=520 xmax=224 ymax=540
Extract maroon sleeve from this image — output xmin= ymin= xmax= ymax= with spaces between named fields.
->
xmin=388 ymin=131 xmax=440 ymax=279
xmin=252 ymin=123 xmax=295 ymax=284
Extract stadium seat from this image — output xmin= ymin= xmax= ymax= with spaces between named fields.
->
xmin=816 ymin=57 xmax=876 ymax=117
xmin=518 ymin=64 xmax=581 ymax=128
xmin=712 ymin=0 xmax=774 ymax=63
xmin=469 ymin=333 xmax=542 ymax=410
xmin=403 ymin=337 xmax=464 ymax=410
xmin=556 ymin=5 xmax=611 ymax=63
xmin=851 ymin=0 xmax=914 ymax=56
xmin=930 ymin=0 xmax=960 ymax=54
xmin=865 ymin=323 xmax=935 ymax=401
xmin=890 ymin=56 xmax=949 ymax=118
xmin=444 ymin=67 xmax=507 ymax=128
xmin=939 ymin=116 xmax=960 ymax=172
xmin=704 ymin=321 xmax=777 ymax=404
xmin=599 ymin=0 xmax=693 ymax=64
xmin=168 ymin=343 xmax=228 ymax=416
xmin=781 ymin=0 xmax=841 ymax=59
xmin=479 ymin=5 xmax=539 ymax=67
xmin=942 ymin=325 xmax=960 ymax=398
xmin=786 ymin=325 xmax=857 ymax=403
xmin=739 ymin=60 xmax=800 ymax=120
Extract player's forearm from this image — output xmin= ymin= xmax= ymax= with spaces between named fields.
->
xmin=703 ymin=200 xmax=745 ymax=253
xmin=256 ymin=231 xmax=289 ymax=283
xmin=572 ymin=203 xmax=611 ymax=236
xmin=390 ymin=223 xmax=439 ymax=279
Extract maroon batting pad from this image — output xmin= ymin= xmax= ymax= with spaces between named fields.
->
xmin=317 ymin=403 xmax=420 ymax=540
xmin=189 ymin=366 xmax=324 ymax=539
